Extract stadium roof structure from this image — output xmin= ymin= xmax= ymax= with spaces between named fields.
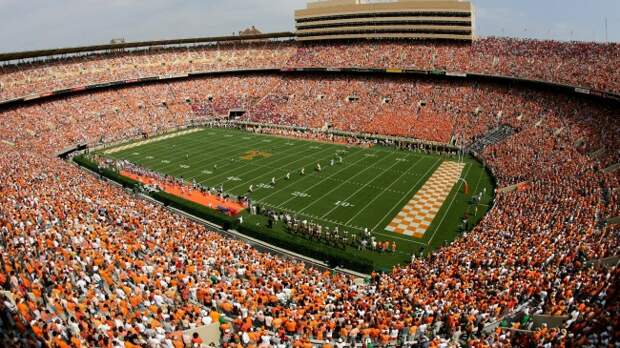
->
xmin=0 ymin=32 xmax=294 ymax=63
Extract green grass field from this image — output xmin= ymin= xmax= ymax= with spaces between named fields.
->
xmin=102 ymin=127 xmax=494 ymax=270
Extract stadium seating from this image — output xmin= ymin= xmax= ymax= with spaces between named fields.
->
xmin=288 ymin=39 xmax=620 ymax=94
xmin=1 ymin=38 xmax=619 ymax=103
xmin=0 ymin=43 xmax=618 ymax=347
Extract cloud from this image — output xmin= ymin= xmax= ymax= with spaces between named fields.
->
xmin=0 ymin=0 xmax=310 ymax=52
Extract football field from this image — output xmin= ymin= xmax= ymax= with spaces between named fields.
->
xmin=102 ymin=127 xmax=494 ymax=269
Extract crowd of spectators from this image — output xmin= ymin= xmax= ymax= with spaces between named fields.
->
xmin=4 ymin=70 xmax=618 ymax=164
xmin=245 ymin=76 xmax=458 ymax=143
xmin=2 ymin=38 xmax=619 ymax=103
xmin=288 ymin=38 xmax=620 ymax=94
xmin=0 ymin=41 xmax=295 ymax=101
xmin=0 ymin=65 xmax=618 ymax=347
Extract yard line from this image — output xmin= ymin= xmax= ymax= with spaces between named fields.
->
xmin=471 ymin=164 xmax=485 ymax=197
xmin=351 ymin=149 xmax=456 ymax=161
xmin=129 ymin=130 xmax=408 ymax=175
xmin=464 ymin=163 xmax=487 ymax=218
xmin=225 ymin=146 xmax=353 ymax=193
xmin=142 ymin=148 xmax=245 ymax=177
xmin=323 ymin=177 xmax=406 ymax=195
xmin=252 ymin=148 xmax=365 ymax=202
xmin=258 ymin=148 xmax=367 ymax=204
xmin=118 ymin=129 xmax=259 ymax=171
xmin=425 ymin=163 xmax=471 ymax=246
xmin=370 ymin=158 xmax=442 ymax=232
xmin=467 ymin=164 xmax=488 ymax=219
xmin=342 ymin=161 xmax=428 ymax=176
xmin=103 ymin=128 xmax=202 ymax=154
xmin=116 ymin=129 xmax=241 ymax=159
xmin=293 ymin=151 xmax=399 ymax=213
xmin=169 ymin=135 xmax=304 ymax=178
xmin=134 ymin=129 xmax=307 ymax=180
xmin=235 ymin=160 xmax=410 ymax=179
xmin=372 ymin=231 xmax=427 ymax=245
xmin=343 ymin=156 xmax=425 ymax=224
xmin=319 ymin=154 xmax=411 ymax=219
xmin=141 ymin=132 xmax=269 ymax=173
xmin=212 ymin=143 xmax=338 ymax=189
xmin=122 ymin=128 xmax=294 ymax=168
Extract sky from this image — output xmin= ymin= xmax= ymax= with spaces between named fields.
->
xmin=0 ymin=0 xmax=618 ymax=53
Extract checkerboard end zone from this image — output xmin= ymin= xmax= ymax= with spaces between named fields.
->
xmin=386 ymin=161 xmax=465 ymax=238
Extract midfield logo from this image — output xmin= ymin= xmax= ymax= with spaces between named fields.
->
xmin=240 ymin=150 xmax=273 ymax=161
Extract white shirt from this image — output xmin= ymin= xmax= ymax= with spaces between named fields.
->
xmin=261 ymin=335 xmax=271 ymax=344
xmin=242 ymin=332 xmax=250 ymax=344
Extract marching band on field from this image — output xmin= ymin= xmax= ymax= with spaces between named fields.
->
xmin=250 ymin=204 xmax=396 ymax=252
xmin=283 ymin=217 xmax=396 ymax=252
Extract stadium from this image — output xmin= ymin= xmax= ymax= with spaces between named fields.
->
xmin=0 ymin=0 xmax=618 ymax=347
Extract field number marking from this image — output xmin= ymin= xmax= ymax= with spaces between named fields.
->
xmin=334 ymin=201 xmax=355 ymax=207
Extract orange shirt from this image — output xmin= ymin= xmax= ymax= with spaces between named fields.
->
xmin=70 ymin=336 xmax=82 ymax=348
xmin=32 ymin=325 xmax=43 ymax=338
xmin=221 ymin=302 xmax=233 ymax=312
xmin=209 ymin=310 xmax=220 ymax=323
xmin=285 ymin=320 xmax=297 ymax=333
xmin=54 ymin=338 xmax=71 ymax=348
xmin=124 ymin=342 xmax=140 ymax=348
xmin=17 ymin=302 xmax=31 ymax=321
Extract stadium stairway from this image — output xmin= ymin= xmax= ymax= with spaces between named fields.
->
xmin=469 ymin=124 xmax=517 ymax=153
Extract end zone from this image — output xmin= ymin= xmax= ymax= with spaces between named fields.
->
xmin=386 ymin=161 xmax=465 ymax=238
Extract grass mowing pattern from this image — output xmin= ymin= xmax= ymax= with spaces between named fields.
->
xmin=104 ymin=127 xmax=494 ymax=270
